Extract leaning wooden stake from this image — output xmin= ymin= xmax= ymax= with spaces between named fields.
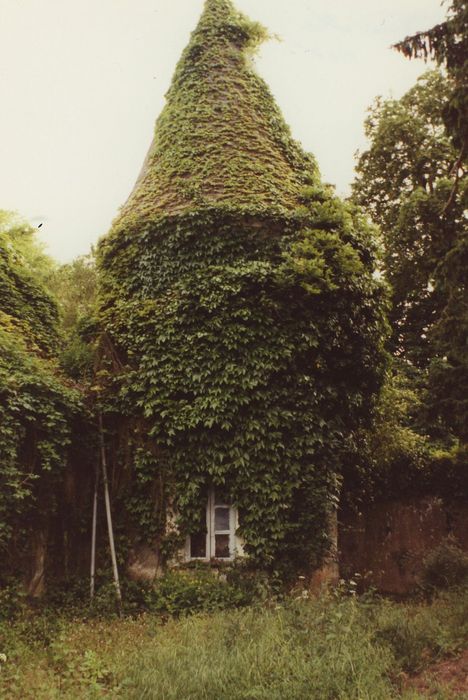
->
xmin=90 ymin=463 xmax=99 ymax=603
xmin=98 ymin=411 xmax=122 ymax=613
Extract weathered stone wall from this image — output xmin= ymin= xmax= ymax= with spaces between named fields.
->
xmin=339 ymin=497 xmax=468 ymax=594
xmin=21 ymin=495 xmax=468 ymax=597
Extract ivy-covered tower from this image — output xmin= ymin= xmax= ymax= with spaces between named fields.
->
xmin=98 ymin=0 xmax=387 ymax=576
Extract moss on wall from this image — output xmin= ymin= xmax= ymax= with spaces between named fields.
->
xmin=111 ymin=0 xmax=317 ymax=238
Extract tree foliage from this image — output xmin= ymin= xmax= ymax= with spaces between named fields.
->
xmin=394 ymin=0 xmax=467 ymax=155
xmin=353 ymin=72 xmax=462 ymax=365
xmin=0 ymin=211 xmax=56 ymax=288
xmin=392 ymin=1 xmax=468 ymax=442
xmin=0 ymin=212 xmax=83 ymax=566
xmin=0 ymin=211 xmax=59 ymax=355
xmin=353 ymin=69 xmax=467 ymax=442
xmin=48 ymin=253 xmax=98 ymax=380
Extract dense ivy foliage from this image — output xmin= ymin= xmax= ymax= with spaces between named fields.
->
xmin=98 ymin=0 xmax=388 ymax=572
xmin=0 ymin=218 xmax=84 ymax=574
xmin=0 ymin=324 xmax=81 ymax=552
xmin=0 ymin=217 xmax=58 ymax=356
xmin=0 ymin=0 xmax=465 ymax=602
xmin=113 ymin=0 xmax=317 ymax=232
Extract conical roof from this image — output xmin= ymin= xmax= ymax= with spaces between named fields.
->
xmin=115 ymin=0 xmax=317 ymax=229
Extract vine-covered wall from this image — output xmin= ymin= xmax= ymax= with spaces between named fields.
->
xmin=97 ymin=0 xmax=388 ymax=575
xmin=0 ymin=230 xmax=90 ymax=591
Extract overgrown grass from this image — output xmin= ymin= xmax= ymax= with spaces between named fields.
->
xmin=0 ymin=586 xmax=466 ymax=699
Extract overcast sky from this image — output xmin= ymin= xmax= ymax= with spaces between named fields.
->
xmin=1 ymin=0 xmax=446 ymax=262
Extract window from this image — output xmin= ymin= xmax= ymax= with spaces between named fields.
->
xmin=187 ymin=490 xmax=239 ymax=561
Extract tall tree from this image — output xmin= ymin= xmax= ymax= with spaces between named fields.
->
xmin=394 ymin=0 xmax=467 ymax=164
xmin=394 ymin=1 xmax=468 ymax=442
xmin=354 ymin=28 xmax=467 ymax=446
xmin=353 ymin=71 xmax=462 ymax=370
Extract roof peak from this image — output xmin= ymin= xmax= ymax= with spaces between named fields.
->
xmin=112 ymin=0 xmax=317 ymax=228
xmin=196 ymin=0 xmax=237 ymax=32
xmin=203 ymin=0 xmax=235 ymax=12
xmin=194 ymin=0 xmax=269 ymax=50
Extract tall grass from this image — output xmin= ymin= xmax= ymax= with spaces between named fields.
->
xmin=0 ymin=587 xmax=466 ymax=699
xmin=121 ymin=599 xmax=395 ymax=699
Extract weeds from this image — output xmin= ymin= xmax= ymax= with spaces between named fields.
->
xmin=0 ymin=586 xmax=466 ymax=699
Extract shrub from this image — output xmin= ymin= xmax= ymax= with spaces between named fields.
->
xmin=0 ymin=580 xmax=28 ymax=622
xmin=421 ymin=538 xmax=468 ymax=590
xmin=145 ymin=569 xmax=255 ymax=616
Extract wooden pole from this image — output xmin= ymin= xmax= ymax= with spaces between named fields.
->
xmin=90 ymin=463 xmax=99 ymax=603
xmin=98 ymin=411 xmax=122 ymax=613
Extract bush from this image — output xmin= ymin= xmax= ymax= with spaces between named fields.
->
xmin=144 ymin=568 xmax=255 ymax=617
xmin=96 ymin=565 xmax=275 ymax=618
xmin=421 ymin=538 xmax=468 ymax=590
xmin=0 ymin=580 xmax=28 ymax=622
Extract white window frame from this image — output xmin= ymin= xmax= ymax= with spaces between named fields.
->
xmin=185 ymin=489 xmax=239 ymax=562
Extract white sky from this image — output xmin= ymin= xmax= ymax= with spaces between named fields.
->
xmin=0 ymin=0 xmax=446 ymax=262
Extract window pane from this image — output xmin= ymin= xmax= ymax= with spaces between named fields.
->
xmin=214 ymin=490 xmax=228 ymax=505
xmin=190 ymin=532 xmax=206 ymax=558
xmin=215 ymin=534 xmax=230 ymax=558
xmin=215 ymin=507 xmax=230 ymax=531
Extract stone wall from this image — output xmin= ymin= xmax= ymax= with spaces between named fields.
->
xmin=339 ymin=497 xmax=468 ymax=594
